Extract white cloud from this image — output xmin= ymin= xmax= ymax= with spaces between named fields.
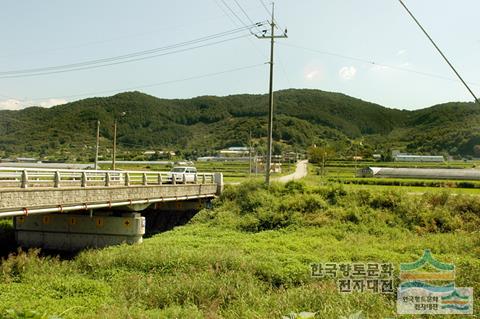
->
xmin=396 ymin=49 xmax=407 ymax=56
xmin=305 ymin=69 xmax=320 ymax=80
xmin=339 ymin=66 xmax=357 ymax=80
xmin=0 ymin=98 xmax=67 ymax=110
xmin=0 ymin=99 xmax=24 ymax=110
xmin=38 ymin=98 xmax=67 ymax=108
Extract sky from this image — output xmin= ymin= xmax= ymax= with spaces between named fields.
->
xmin=0 ymin=0 xmax=479 ymax=111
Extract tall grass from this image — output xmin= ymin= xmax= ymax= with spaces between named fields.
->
xmin=0 ymin=181 xmax=478 ymax=318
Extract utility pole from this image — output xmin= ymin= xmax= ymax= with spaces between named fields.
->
xmin=255 ymin=2 xmax=287 ymax=186
xmin=94 ymin=120 xmax=100 ymax=170
xmin=112 ymin=119 xmax=117 ymax=170
xmin=112 ymin=111 xmax=126 ymax=171
xmin=249 ymin=130 xmax=252 ymax=177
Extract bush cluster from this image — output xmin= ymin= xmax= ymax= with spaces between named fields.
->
xmin=195 ymin=181 xmax=480 ymax=234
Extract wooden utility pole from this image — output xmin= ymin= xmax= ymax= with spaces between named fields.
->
xmin=94 ymin=120 xmax=100 ymax=170
xmin=112 ymin=112 xmax=126 ymax=170
xmin=249 ymin=130 xmax=252 ymax=177
xmin=112 ymin=119 xmax=117 ymax=170
xmin=255 ymin=2 xmax=287 ymax=186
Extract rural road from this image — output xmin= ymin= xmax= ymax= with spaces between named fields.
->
xmin=275 ymin=160 xmax=308 ymax=183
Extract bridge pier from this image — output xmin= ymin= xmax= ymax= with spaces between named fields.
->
xmin=14 ymin=212 xmax=145 ymax=251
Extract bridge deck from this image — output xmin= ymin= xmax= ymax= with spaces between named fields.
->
xmin=0 ymin=168 xmax=222 ymax=218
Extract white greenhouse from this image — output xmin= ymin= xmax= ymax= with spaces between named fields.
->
xmin=357 ymin=167 xmax=480 ymax=180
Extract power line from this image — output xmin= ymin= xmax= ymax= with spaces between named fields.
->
xmin=0 ymin=25 xmax=261 ymax=78
xmin=213 ymin=0 xmax=267 ymax=60
xmin=233 ymin=0 xmax=259 ymax=29
xmin=257 ymin=0 xmax=285 ymax=33
xmin=276 ymin=49 xmax=292 ymax=88
xmin=0 ymin=11 xmax=254 ymax=60
xmin=0 ymin=34 xmax=250 ymax=79
xmin=0 ymin=25 xmax=254 ymax=75
xmin=280 ymin=42 xmax=480 ymax=87
xmin=220 ymin=0 xmax=249 ymax=28
xmin=31 ymin=63 xmax=265 ymax=101
xmin=396 ymin=0 xmax=480 ymax=105
xmin=258 ymin=0 xmax=272 ymax=17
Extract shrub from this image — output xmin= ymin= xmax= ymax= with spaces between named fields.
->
xmin=423 ymin=191 xmax=450 ymax=207
xmin=450 ymin=195 xmax=480 ymax=216
xmin=458 ymin=181 xmax=475 ymax=188
xmin=283 ymin=180 xmax=307 ymax=194
xmin=279 ymin=194 xmax=327 ymax=214
xmin=369 ymin=191 xmax=403 ymax=210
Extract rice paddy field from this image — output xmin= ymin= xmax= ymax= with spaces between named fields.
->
xmin=305 ymin=160 xmax=480 ymax=195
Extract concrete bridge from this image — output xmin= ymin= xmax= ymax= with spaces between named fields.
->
xmin=0 ymin=167 xmax=223 ymax=250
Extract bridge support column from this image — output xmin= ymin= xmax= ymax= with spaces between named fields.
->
xmin=14 ymin=213 xmax=145 ymax=251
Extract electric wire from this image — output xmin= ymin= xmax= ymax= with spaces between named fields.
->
xmin=257 ymin=0 xmax=285 ymax=32
xmin=0 ymin=13 xmax=237 ymax=60
xmin=0 ymin=24 xmax=261 ymax=78
xmin=397 ymin=0 xmax=480 ymax=105
xmin=233 ymin=0 xmax=260 ymax=30
xmin=280 ymin=42 xmax=480 ymax=87
xmin=0 ymin=34 xmax=251 ymax=79
xmin=32 ymin=63 xmax=265 ymax=101
xmin=220 ymin=0 xmax=249 ymax=28
xmin=213 ymin=0 xmax=267 ymax=60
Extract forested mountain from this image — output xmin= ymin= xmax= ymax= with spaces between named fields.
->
xmin=0 ymin=89 xmax=478 ymax=160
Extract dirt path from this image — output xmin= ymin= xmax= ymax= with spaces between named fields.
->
xmin=275 ymin=160 xmax=308 ymax=183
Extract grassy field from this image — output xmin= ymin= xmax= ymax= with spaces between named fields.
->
xmin=0 ymin=181 xmax=478 ymax=318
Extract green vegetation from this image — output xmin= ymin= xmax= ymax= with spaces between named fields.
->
xmin=1 ymin=89 xmax=479 ymax=161
xmin=1 ymin=182 xmax=478 ymax=318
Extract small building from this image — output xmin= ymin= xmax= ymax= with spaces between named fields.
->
xmin=357 ymin=167 xmax=480 ymax=180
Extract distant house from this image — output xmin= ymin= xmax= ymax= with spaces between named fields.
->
xmin=394 ymin=154 xmax=444 ymax=162
xmin=357 ymin=167 xmax=480 ymax=180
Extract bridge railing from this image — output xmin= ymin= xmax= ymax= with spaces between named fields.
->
xmin=0 ymin=168 xmax=215 ymax=189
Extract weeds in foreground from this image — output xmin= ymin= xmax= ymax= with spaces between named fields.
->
xmin=0 ymin=181 xmax=478 ymax=318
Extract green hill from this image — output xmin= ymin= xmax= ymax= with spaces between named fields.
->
xmin=0 ymin=89 xmax=478 ymax=160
